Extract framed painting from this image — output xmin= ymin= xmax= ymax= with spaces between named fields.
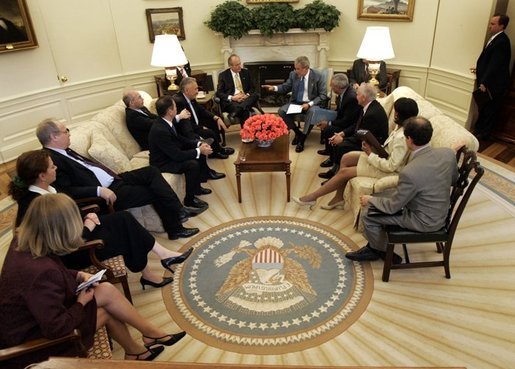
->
xmin=0 ymin=0 xmax=38 ymax=53
xmin=247 ymin=0 xmax=299 ymax=3
xmin=357 ymin=0 xmax=415 ymax=22
xmin=146 ymin=7 xmax=185 ymax=43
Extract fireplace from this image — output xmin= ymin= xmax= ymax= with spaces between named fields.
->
xmin=245 ymin=61 xmax=293 ymax=107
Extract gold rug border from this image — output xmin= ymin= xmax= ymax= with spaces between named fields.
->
xmin=163 ymin=215 xmax=374 ymax=354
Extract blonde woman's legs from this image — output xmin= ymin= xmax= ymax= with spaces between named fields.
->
xmin=300 ymin=152 xmax=361 ymax=203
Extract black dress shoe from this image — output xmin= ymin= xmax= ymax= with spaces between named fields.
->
xmin=317 ymin=149 xmax=330 ymax=156
xmin=295 ymin=142 xmax=304 ymax=153
xmin=345 ymin=246 xmax=381 ymax=261
xmin=168 ymin=227 xmax=200 ymax=240
xmin=161 ymin=247 xmax=194 ymax=272
xmin=196 ymin=187 xmax=212 ymax=195
xmin=183 ymin=206 xmax=207 ymax=217
xmin=318 ymin=170 xmax=335 ymax=179
xmin=210 ymin=152 xmax=229 ymax=159
xmin=222 ymin=147 xmax=235 ymax=155
xmin=140 ymin=276 xmax=173 ymax=290
xmin=375 ymin=250 xmax=403 ymax=265
xmin=178 ymin=210 xmax=189 ymax=223
xmin=144 ymin=332 xmax=186 ymax=349
xmin=184 ymin=197 xmax=208 ymax=208
xmin=320 ymin=158 xmax=333 ymax=167
xmin=208 ymin=170 xmax=226 ymax=180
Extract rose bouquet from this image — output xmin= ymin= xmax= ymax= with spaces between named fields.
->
xmin=240 ymin=114 xmax=288 ymax=142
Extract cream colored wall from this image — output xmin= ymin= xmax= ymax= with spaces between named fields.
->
xmin=0 ymin=0 xmax=501 ymax=163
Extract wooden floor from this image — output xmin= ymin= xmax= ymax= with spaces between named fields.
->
xmin=0 ymin=131 xmax=514 ymax=369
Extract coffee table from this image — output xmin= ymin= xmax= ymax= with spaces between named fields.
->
xmin=234 ymin=134 xmax=291 ymax=203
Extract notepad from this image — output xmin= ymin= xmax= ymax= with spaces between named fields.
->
xmin=76 ymin=269 xmax=106 ymax=293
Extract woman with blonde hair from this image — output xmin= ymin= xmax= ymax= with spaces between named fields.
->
xmin=8 ymin=149 xmax=193 ymax=289
xmin=0 ymin=194 xmax=185 ymax=368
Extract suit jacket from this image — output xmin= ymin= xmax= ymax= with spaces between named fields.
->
xmin=277 ymin=69 xmax=328 ymax=106
xmin=349 ymin=59 xmax=388 ymax=91
xmin=0 ymin=240 xmax=96 ymax=369
xmin=216 ymin=68 xmax=256 ymax=109
xmin=125 ymin=106 xmax=158 ymax=150
xmin=343 ymin=99 xmax=389 ymax=145
xmin=173 ymin=91 xmax=216 ymax=136
xmin=331 ymin=87 xmax=361 ymax=131
xmin=148 ymin=117 xmax=200 ymax=173
xmin=476 ymin=31 xmax=511 ymax=97
xmin=369 ymin=146 xmax=458 ymax=232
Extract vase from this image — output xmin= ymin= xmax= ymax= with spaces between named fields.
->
xmin=256 ymin=139 xmax=274 ymax=148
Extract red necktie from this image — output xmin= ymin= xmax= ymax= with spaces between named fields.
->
xmin=66 ymin=148 xmax=120 ymax=179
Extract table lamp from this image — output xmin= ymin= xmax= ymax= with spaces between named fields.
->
xmin=356 ymin=26 xmax=395 ymax=90
xmin=151 ymin=34 xmax=188 ymax=91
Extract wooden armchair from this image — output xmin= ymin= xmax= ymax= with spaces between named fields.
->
xmin=0 ymin=327 xmax=112 ymax=366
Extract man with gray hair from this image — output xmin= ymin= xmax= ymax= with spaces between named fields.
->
xmin=263 ymin=55 xmax=327 ymax=153
xmin=320 ymin=82 xmax=388 ymax=180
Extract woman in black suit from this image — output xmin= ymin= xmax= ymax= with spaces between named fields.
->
xmin=8 ymin=150 xmax=193 ymax=289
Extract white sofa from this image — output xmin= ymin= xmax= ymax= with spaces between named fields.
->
xmin=69 ymin=91 xmax=185 ymax=233
xmin=344 ymin=86 xmax=479 ymax=230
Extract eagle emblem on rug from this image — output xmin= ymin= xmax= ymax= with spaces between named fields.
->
xmin=214 ymin=236 xmax=321 ymax=314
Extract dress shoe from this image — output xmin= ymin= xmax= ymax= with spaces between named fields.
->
xmin=208 ymin=170 xmax=226 ymax=180
xmin=222 ymin=147 xmax=235 ymax=155
xmin=168 ymin=227 xmax=200 ymax=240
xmin=345 ymin=245 xmax=381 ymax=261
xmin=178 ymin=210 xmax=189 ymax=223
xmin=295 ymin=142 xmax=304 ymax=153
xmin=183 ymin=205 xmax=207 ymax=217
xmin=196 ymin=187 xmax=212 ymax=195
xmin=317 ymin=149 xmax=330 ymax=156
xmin=375 ymin=249 xmax=403 ymax=265
xmin=140 ymin=276 xmax=173 ymax=290
xmin=125 ymin=346 xmax=164 ymax=361
xmin=321 ymin=200 xmax=345 ymax=210
xmin=318 ymin=170 xmax=335 ymax=179
xmin=161 ymin=247 xmax=194 ymax=272
xmin=143 ymin=332 xmax=186 ymax=349
xmin=320 ymin=158 xmax=333 ymax=167
xmin=184 ymin=197 xmax=208 ymax=208
xmin=209 ymin=152 xmax=229 ymax=159
xmin=292 ymin=196 xmax=316 ymax=209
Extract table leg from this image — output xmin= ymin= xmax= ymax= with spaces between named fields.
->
xmin=235 ymin=165 xmax=242 ymax=203
xmin=285 ymin=163 xmax=291 ymax=202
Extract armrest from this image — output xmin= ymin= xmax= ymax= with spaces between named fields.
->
xmin=80 ymin=204 xmax=100 ymax=214
xmin=0 ymin=329 xmax=85 ymax=361
xmin=74 ymin=197 xmax=114 ymax=214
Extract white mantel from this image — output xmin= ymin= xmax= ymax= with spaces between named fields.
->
xmin=220 ymin=28 xmax=330 ymax=68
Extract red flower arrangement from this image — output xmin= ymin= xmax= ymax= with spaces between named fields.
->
xmin=240 ymin=114 xmax=288 ymax=142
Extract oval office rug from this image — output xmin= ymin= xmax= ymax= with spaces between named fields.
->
xmin=163 ymin=216 xmax=374 ymax=354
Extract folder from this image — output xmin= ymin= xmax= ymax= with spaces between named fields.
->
xmin=355 ymin=129 xmax=389 ymax=159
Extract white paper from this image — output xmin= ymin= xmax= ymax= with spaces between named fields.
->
xmin=286 ymin=104 xmax=303 ymax=115
xmin=76 ymin=269 xmax=106 ymax=293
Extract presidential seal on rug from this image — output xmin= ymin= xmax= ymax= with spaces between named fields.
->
xmin=163 ymin=216 xmax=373 ymax=354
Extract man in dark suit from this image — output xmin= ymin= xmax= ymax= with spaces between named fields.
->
xmin=149 ymin=95 xmax=218 ymax=210
xmin=36 ymin=118 xmax=201 ymax=240
xmin=263 ymin=55 xmax=328 ymax=153
xmin=349 ymin=58 xmax=388 ymax=92
xmin=320 ymin=83 xmax=388 ymax=179
xmin=216 ymin=54 xmax=260 ymax=125
xmin=346 ymin=117 xmax=458 ymax=263
xmin=174 ymin=77 xmax=234 ymax=159
xmin=473 ymin=14 xmax=511 ymax=140
xmin=123 ymin=90 xmax=158 ymax=150
xmin=314 ymin=73 xmax=361 ymax=168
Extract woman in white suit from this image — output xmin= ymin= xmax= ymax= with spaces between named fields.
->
xmin=293 ymin=97 xmax=418 ymax=209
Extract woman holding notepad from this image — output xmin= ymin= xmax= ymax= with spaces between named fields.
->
xmin=293 ymin=97 xmax=418 ymax=210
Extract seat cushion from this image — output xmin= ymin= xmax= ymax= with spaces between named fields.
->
xmin=88 ymin=131 xmax=132 ymax=173
xmin=82 ymin=255 xmax=127 ymax=278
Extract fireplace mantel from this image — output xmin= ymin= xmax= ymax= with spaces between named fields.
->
xmin=219 ymin=28 xmax=330 ymax=68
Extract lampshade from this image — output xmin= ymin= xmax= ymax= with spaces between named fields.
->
xmin=356 ymin=26 xmax=395 ymax=61
xmin=150 ymin=34 xmax=188 ymax=67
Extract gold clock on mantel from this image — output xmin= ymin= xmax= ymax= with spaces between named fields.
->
xmin=247 ymin=0 xmax=299 ymax=3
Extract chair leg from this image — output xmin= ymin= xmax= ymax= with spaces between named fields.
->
xmin=402 ymin=244 xmax=410 ymax=264
xmin=119 ymin=276 xmax=133 ymax=304
xmin=382 ymin=243 xmax=395 ymax=282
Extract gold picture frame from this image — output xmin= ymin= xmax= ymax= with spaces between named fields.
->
xmin=357 ymin=0 xmax=415 ymax=22
xmin=0 ymin=0 xmax=38 ymax=54
xmin=247 ymin=0 xmax=299 ymax=3
xmin=146 ymin=7 xmax=185 ymax=43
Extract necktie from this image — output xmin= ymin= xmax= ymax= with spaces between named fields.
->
xmin=296 ymin=77 xmax=305 ymax=103
xmin=65 ymin=148 xmax=120 ymax=179
xmin=180 ymin=67 xmax=188 ymax=78
xmin=336 ymin=94 xmax=342 ymax=110
xmin=235 ymin=73 xmax=244 ymax=93
xmin=354 ymin=110 xmax=364 ymax=132
xmin=170 ymin=123 xmax=177 ymax=136
xmin=188 ymin=100 xmax=199 ymax=124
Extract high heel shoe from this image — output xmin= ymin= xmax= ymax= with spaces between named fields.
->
xmin=125 ymin=345 xmax=164 ymax=361
xmin=143 ymin=332 xmax=186 ymax=349
xmin=140 ymin=276 xmax=173 ymax=290
xmin=321 ymin=200 xmax=345 ymax=210
xmin=161 ymin=247 xmax=194 ymax=273
xmin=292 ymin=196 xmax=316 ymax=209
